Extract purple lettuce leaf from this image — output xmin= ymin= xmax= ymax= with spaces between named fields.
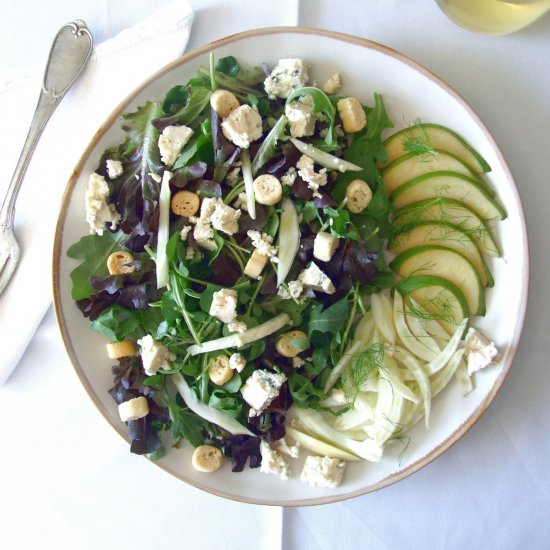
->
xmin=223 ymin=434 xmax=262 ymax=472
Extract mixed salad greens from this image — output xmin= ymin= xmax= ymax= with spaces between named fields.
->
xmin=68 ymin=54 xmax=502 ymax=487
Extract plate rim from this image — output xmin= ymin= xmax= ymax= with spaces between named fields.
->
xmin=52 ymin=26 xmax=530 ymax=507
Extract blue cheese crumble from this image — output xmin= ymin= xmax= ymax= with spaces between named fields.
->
xmin=300 ymin=456 xmax=345 ymax=487
xmin=241 ymin=369 xmax=287 ymax=417
xmin=85 ymin=172 xmax=121 ymax=236
xmin=260 ymin=440 xmax=291 ymax=480
xmin=264 ymin=58 xmax=309 ymax=99
xmin=158 ymin=125 xmax=193 ymax=166
xmin=137 ymin=335 xmax=175 ymax=376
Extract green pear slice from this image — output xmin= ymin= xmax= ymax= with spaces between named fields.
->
xmin=392 ymin=198 xmax=501 ymax=257
xmin=388 ymin=221 xmax=493 ymax=287
xmin=390 ymin=245 xmax=486 ymax=316
xmin=383 ymin=123 xmax=491 ymax=173
xmin=382 ymin=150 xmax=470 ymax=194
xmin=395 ymin=275 xmax=470 ymax=334
xmin=390 ymin=171 xmax=506 ymax=221
xmin=285 ymin=426 xmax=360 ymax=461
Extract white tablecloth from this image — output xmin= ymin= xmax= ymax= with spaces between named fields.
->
xmin=2 ymin=1 xmax=549 ymax=549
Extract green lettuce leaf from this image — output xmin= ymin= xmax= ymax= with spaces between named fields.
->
xmin=308 ymin=299 xmax=350 ymax=336
xmin=67 ymin=232 xmax=125 ymax=300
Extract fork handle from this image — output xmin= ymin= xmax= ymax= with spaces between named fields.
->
xmin=0 ymin=92 xmax=62 ymax=229
xmin=0 ymin=20 xmax=93 ymax=230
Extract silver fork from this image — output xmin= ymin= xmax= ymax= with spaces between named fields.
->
xmin=0 ymin=20 xmax=93 ymax=297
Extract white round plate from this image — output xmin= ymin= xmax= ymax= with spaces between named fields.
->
xmin=53 ymin=28 xmax=529 ymax=506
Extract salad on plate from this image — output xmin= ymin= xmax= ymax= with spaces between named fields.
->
xmin=68 ymin=54 xmax=504 ymax=488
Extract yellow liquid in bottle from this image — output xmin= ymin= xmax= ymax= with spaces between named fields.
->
xmin=436 ymin=0 xmax=550 ymax=34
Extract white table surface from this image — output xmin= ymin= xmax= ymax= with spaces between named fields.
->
xmin=1 ymin=1 xmax=550 ymax=549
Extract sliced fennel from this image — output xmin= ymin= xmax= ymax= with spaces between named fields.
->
xmin=290 ymin=138 xmax=362 ymax=172
xmin=394 ymin=291 xmax=439 ymax=363
xmin=380 ymin=355 xmax=420 ymax=404
xmin=324 ymin=312 xmax=374 ymax=392
xmin=454 ymin=363 xmax=474 ymax=395
xmin=366 ymin=377 xmax=405 ymax=448
xmin=187 ymin=313 xmax=291 ymax=355
xmin=156 ymin=170 xmax=172 ymax=289
xmin=430 ymin=348 xmax=467 ymax=397
xmin=371 ymin=290 xmax=396 ymax=344
xmin=173 ymin=373 xmax=253 ymax=436
xmin=424 ymin=319 xmax=467 ymax=375
xmin=404 ymin=306 xmax=442 ymax=356
xmin=290 ymin=407 xmax=384 ymax=462
xmin=315 ymin=289 xmax=478 ymax=464
xmin=406 ymin=296 xmax=450 ymax=341
xmin=394 ymin=346 xmax=432 ymax=428
xmin=240 ymin=149 xmax=256 ymax=220
xmin=276 ymin=198 xmax=300 ymax=287
xmin=332 ymin=396 xmax=375 ymax=431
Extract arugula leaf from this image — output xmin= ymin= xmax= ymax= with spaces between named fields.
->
xmin=288 ymin=373 xmax=326 ymax=409
xmin=324 ymin=207 xmax=359 ymax=240
xmin=199 ymin=284 xmax=223 ymax=314
xmin=300 ymin=201 xmax=318 ymax=223
xmin=162 ymin=85 xmax=188 ymax=114
xmin=201 ymin=66 xmax=265 ymax=100
xmin=366 ymin=172 xmax=391 ymax=221
xmin=153 ymin=87 xmax=212 ymax=131
xmin=246 ymin=339 xmax=266 ymax=361
xmin=251 ymin=115 xmax=288 ymax=175
xmin=215 ymin=56 xmax=240 ymax=77
xmin=67 ymin=232 xmax=125 ymax=300
xmin=262 ymin=297 xmax=307 ymax=326
xmin=173 ymin=132 xmax=214 ymax=169
xmin=138 ymin=306 xmax=166 ymax=338
xmin=91 ymin=304 xmax=140 ymax=340
xmin=169 ymin=403 xmax=209 ymax=447
xmin=286 ymin=87 xmax=336 ymax=146
xmin=263 ymin=208 xmax=280 ymax=237
xmin=208 ymin=389 xmax=243 ymax=418
xmin=308 ymin=299 xmax=350 ymax=336
xmin=247 ymin=93 xmax=270 ymax=116
xmin=309 ymin=332 xmax=330 ymax=374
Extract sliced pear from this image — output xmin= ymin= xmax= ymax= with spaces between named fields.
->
xmin=390 ymin=171 xmax=506 ymax=221
xmin=392 ymin=198 xmax=502 ymax=257
xmin=383 ymin=123 xmax=491 ymax=173
xmin=395 ymin=275 xmax=470 ymax=334
xmin=388 ymin=221 xmax=493 ymax=287
xmin=276 ymin=197 xmax=300 ymax=287
xmin=382 ymin=150 xmax=495 ymax=197
xmin=285 ymin=426 xmax=360 ymax=461
xmin=390 ymin=245 xmax=485 ymax=316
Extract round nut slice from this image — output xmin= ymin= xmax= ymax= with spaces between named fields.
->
xmin=106 ymin=341 xmax=136 ymax=359
xmin=346 ymin=179 xmax=373 ymax=213
xmin=253 ymin=174 xmax=282 ymax=205
xmin=244 ymin=250 xmax=269 ymax=279
xmin=192 ymin=445 xmax=224 ymax=473
xmin=210 ymin=89 xmax=240 ymax=119
xmin=171 ymin=190 xmax=200 ymax=217
xmin=336 ymin=97 xmax=367 ymax=133
xmin=208 ymin=355 xmax=234 ymax=386
xmin=118 ymin=396 xmax=149 ymax=422
xmin=107 ymin=251 xmax=136 ymax=275
xmin=276 ymin=330 xmax=309 ymax=358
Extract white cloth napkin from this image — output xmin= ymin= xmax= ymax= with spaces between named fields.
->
xmin=0 ymin=0 xmax=194 ymax=384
